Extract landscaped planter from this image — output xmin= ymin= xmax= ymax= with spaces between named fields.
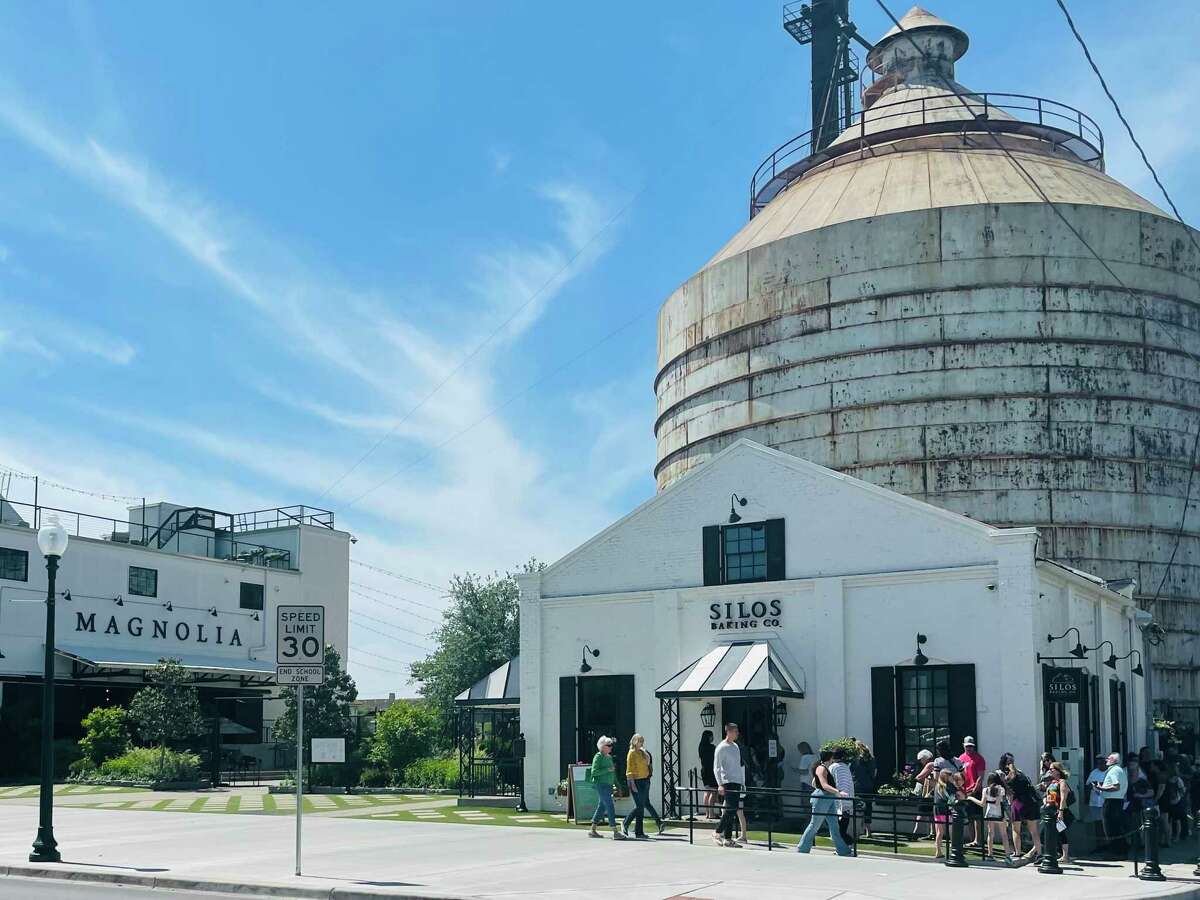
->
xmin=266 ymin=785 xmax=457 ymax=795
xmin=71 ymin=779 xmax=205 ymax=791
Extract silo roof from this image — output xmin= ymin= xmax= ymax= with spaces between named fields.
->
xmin=706 ymin=145 xmax=1168 ymax=271
xmin=869 ymin=5 xmax=969 ymax=68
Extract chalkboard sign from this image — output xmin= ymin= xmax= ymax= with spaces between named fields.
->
xmin=569 ymin=763 xmax=599 ymax=825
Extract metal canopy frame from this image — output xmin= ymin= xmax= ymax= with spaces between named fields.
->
xmin=454 ymin=704 xmax=521 ymax=799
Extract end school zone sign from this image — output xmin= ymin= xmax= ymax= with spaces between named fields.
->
xmin=276 ymin=605 xmax=325 ymax=685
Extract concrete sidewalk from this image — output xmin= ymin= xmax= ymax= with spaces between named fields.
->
xmin=0 ymin=804 xmax=1197 ymax=899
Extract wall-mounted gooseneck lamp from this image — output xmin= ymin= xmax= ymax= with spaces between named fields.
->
xmin=729 ymin=494 xmax=748 ymax=524
xmin=1085 ymin=640 xmax=1119 ymax=670
xmin=1047 ymin=627 xmax=1087 ymax=659
xmin=580 ymin=644 xmax=600 ymax=674
xmin=1113 ymin=648 xmax=1144 ymax=677
xmin=913 ymin=633 xmax=929 ymax=667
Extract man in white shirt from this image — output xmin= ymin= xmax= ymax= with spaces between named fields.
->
xmin=1084 ymin=754 xmax=1108 ymax=822
xmin=1092 ymin=752 xmax=1129 ymax=856
xmin=712 ymin=723 xmax=744 ymax=848
xmin=829 ymin=747 xmax=855 ymax=842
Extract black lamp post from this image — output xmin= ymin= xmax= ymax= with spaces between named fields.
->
xmin=29 ymin=514 xmax=69 ymax=863
xmin=513 ymin=733 xmax=528 ymax=813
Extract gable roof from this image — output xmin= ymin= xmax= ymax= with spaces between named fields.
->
xmin=541 ymin=438 xmax=1031 ymax=584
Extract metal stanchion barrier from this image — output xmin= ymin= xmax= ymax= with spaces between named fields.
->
xmin=945 ymin=801 xmax=968 ymax=868
xmin=1037 ymin=804 xmax=1062 ymax=874
xmin=1137 ymin=806 xmax=1165 ymax=882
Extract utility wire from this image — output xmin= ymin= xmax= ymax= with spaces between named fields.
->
xmin=349 ymin=560 xmax=446 ymax=594
xmin=350 ymin=587 xmax=441 ymax=627
xmin=350 ymin=645 xmax=418 ymax=666
xmin=350 ymin=580 xmax=444 ymax=615
xmin=347 ymin=607 xmax=434 ymax=644
xmin=349 ymin=610 xmax=435 ymax=652
xmin=874 ymin=0 xmax=1200 ymax=614
xmin=1052 ymin=0 xmax=1200 ymax=611
xmin=348 ymin=658 xmax=405 ymax=676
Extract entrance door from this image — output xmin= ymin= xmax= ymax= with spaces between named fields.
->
xmin=721 ymin=697 xmax=776 ymax=789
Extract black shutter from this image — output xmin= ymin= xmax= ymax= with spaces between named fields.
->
xmin=702 ymin=526 xmax=721 ymax=586
xmin=946 ymin=664 xmax=977 ymax=753
xmin=559 ymin=676 xmax=578 ymax=782
xmin=1118 ymin=681 xmax=1128 ymax=756
xmin=612 ymin=674 xmax=636 ymax=790
xmin=765 ymin=518 xmax=785 ymax=581
xmin=871 ymin=666 xmax=897 ymax=782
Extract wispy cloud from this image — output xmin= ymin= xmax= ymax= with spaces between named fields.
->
xmin=0 ymin=299 xmax=135 ymax=366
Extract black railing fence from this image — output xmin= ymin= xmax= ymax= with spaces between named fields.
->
xmin=673 ymin=774 xmax=1200 ymax=881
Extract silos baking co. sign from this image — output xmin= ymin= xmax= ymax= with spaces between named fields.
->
xmin=709 ymin=599 xmax=783 ymax=631
xmin=1043 ymin=667 xmax=1085 ymax=704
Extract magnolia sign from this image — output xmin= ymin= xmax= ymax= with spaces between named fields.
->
xmin=74 ymin=611 xmax=243 ymax=647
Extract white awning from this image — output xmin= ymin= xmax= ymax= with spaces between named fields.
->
xmin=56 ymin=644 xmax=276 ymax=678
xmin=655 ymin=641 xmax=804 ymax=699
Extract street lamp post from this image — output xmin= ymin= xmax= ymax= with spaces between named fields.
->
xmin=29 ymin=515 xmax=68 ymax=864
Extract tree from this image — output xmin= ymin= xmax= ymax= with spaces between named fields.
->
xmin=367 ymin=700 xmax=440 ymax=782
xmin=409 ymin=559 xmax=542 ymax=725
xmin=273 ymin=644 xmax=358 ymax=756
xmin=78 ymin=706 xmax=130 ymax=768
xmin=127 ymin=659 xmax=203 ymax=780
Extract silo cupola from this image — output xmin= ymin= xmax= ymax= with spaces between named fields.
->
xmin=863 ymin=6 xmax=968 ymax=106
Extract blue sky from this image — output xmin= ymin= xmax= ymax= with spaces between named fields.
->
xmin=1 ymin=1 xmax=1197 ymax=696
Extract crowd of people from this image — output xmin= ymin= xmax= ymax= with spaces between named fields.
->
xmin=582 ymin=723 xmax=1199 ymax=862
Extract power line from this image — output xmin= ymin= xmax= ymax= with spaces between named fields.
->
xmin=1052 ymin=0 xmax=1200 ymax=612
xmin=349 ymin=610 xmax=435 ymax=653
xmin=350 ymin=645 xmax=418 ymax=666
xmin=873 ymin=0 xmax=1200 ymax=614
xmin=0 ymin=463 xmax=143 ymax=503
xmin=350 ymin=587 xmax=441 ymax=627
xmin=350 ymin=580 xmax=444 ymax=615
xmin=348 ymin=657 xmax=406 ymax=676
xmin=349 ymin=560 xmax=446 ymax=594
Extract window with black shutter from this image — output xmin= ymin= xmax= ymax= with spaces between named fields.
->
xmin=701 ymin=519 xmax=785 ymax=586
xmin=240 ymin=583 xmax=265 ymax=611
xmin=128 ymin=565 xmax=158 ymax=598
xmin=0 ymin=547 xmax=28 ymax=582
xmin=873 ymin=663 xmax=977 ymax=778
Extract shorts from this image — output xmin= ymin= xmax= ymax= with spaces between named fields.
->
xmin=934 ymin=813 xmax=949 ymax=824
xmin=1011 ymin=798 xmax=1039 ymax=822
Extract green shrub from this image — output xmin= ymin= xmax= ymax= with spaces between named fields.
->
xmin=819 ymin=737 xmax=866 ymax=763
xmin=97 ymin=747 xmax=200 ymax=783
xmin=358 ymin=765 xmax=390 ymax=788
xmin=54 ymin=738 xmax=83 ymax=780
xmin=367 ymin=702 xmax=439 ymax=782
xmin=401 ymin=756 xmax=459 ymax=790
xmin=79 ymin=707 xmax=130 ymax=767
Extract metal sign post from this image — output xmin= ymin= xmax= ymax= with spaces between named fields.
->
xmin=295 ymin=683 xmax=303 ymax=876
xmin=276 ymin=605 xmax=325 ymax=879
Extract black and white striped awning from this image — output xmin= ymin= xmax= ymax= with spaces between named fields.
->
xmin=454 ymin=656 xmax=520 ymax=707
xmin=655 ymin=642 xmax=804 ymax=699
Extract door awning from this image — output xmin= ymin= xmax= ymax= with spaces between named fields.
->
xmin=55 ymin=644 xmax=277 ymax=678
xmin=454 ymin=656 xmax=519 ymax=707
xmin=655 ymin=641 xmax=804 ymax=699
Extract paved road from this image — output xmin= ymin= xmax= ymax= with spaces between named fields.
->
xmin=1 ymin=804 xmax=1196 ymax=899
xmin=0 ymin=875 xmax=296 ymax=899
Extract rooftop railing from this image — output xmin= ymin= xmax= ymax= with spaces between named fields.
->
xmin=750 ymin=91 xmax=1105 ymax=218
xmin=0 ymin=500 xmax=295 ymax=571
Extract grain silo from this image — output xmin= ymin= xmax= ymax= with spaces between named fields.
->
xmin=654 ymin=5 xmax=1199 ymax=711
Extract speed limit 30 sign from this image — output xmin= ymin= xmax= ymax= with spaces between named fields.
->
xmin=277 ymin=605 xmax=325 ymax=685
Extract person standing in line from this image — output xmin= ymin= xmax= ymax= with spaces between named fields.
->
xmin=851 ymin=740 xmax=876 ymax=838
xmin=1090 ymin=752 xmax=1128 ymax=857
xmin=1000 ymin=752 xmax=1040 ymax=861
xmin=587 ymin=736 xmax=627 ymax=840
xmin=829 ymin=747 xmax=855 ymax=844
xmin=796 ymin=750 xmax=851 ymax=856
xmin=968 ymin=771 xmax=1014 ymax=864
xmin=1164 ymin=761 xmax=1187 ymax=842
xmin=1044 ymin=761 xmax=1075 ymax=864
xmin=713 ymin=723 xmax=744 ymax=848
xmin=958 ymin=736 xmax=986 ymax=848
xmin=911 ymin=748 xmax=936 ymax=840
xmin=1084 ymin=754 xmax=1108 ymax=831
xmin=622 ymin=734 xmax=665 ymax=839
xmin=933 ymin=740 xmax=963 ymax=776
xmin=930 ymin=769 xmax=963 ymax=859
xmin=698 ymin=730 xmax=718 ymax=819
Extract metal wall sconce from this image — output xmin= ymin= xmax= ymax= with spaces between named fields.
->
xmin=773 ymin=701 xmax=788 ymax=728
xmin=1084 ymin=640 xmax=1119 ymax=670
xmin=1113 ymin=648 xmax=1144 ymax=677
xmin=700 ymin=702 xmax=716 ymax=727
xmin=913 ymin=633 xmax=929 ymax=667
xmin=580 ymin=644 xmax=600 ymax=674
xmin=207 ymin=607 xmax=218 ymax=618
xmin=113 ymin=595 xmax=124 ymax=607
xmin=729 ymin=494 xmax=748 ymax=524
xmin=1047 ymin=627 xmax=1086 ymax=659
xmin=163 ymin=601 xmax=173 ymax=611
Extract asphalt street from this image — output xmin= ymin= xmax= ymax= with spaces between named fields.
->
xmin=0 ymin=875 xmax=299 ymax=900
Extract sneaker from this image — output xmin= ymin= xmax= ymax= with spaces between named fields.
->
xmin=725 ymin=839 xmax=741 ymax=848
xmin=736 ymin=835 xmax=749 ymax=846
xmin=657 ymin=821 xmax=668 ymax=835
xmin=635 ymin=832 xmax=649 ymax=840
xmin=588 ymin=830 xmax=602 ymax=838
xmin=612 ymin=829 xmax=627 ymax=841
xmin=712 ymin=832 xmax=724 ymax=847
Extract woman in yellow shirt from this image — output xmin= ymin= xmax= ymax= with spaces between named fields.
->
xmin=622 ymin=733 xmax=667 ymax=838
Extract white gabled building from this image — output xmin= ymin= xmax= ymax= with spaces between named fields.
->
xmin=516 ymin=439 xmax=1148 ymax=815
xmin=0 ymin=497 xmax=349 ymax=779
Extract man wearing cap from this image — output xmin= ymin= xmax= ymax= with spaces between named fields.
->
xmin=1091 ymin=752 xmax=1129 ymax=856
xmin=958 ymin=736 xmax=986 ymax=847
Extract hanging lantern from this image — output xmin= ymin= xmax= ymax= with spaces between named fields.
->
xmin=773 ymin=701 xmax=788 ymax=728
xmin=700 ymin=702 xmax=716 ymax=727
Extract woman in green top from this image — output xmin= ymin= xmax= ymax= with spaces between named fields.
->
xmin=588 ymin=736 xmax=626 ymax=839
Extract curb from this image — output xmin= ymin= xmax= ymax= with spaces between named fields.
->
xmin=0 ymin=863 xmax=469 ymax=899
